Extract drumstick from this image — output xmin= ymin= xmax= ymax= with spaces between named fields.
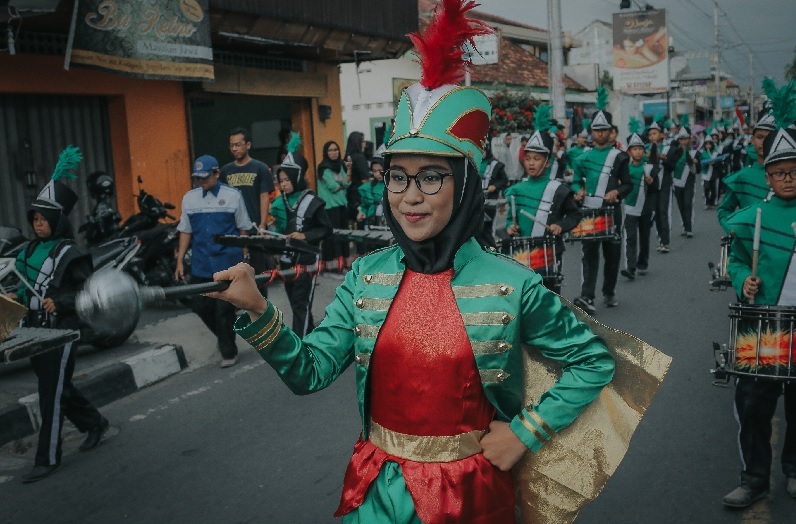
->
xmin=511 ymin=195 xmax=517 ymax=225
xmin=750 ymin=208 xmax=762 ymax=305
xmin=519 ymin=209 xmax=551 ymax=231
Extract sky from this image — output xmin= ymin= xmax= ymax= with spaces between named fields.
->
xmin=472 ymin=0 xmax=796 ymax=86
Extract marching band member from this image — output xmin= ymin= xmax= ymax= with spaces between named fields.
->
xmin=207 ymin=2 xmax=614 ymax=521
xmin=480 ymin=141 xmax=509 ymax=237
xmin=646 ymin=115 xmax=672 ymax=253
xmin=665 ymin=118 xmax=699 ymax=238
xmin=717 ymin=81 xmax=778 ymax=233
xmin=568 ymin=121 xmax=589 ymax=167
xmin=571 ymin=87 xmax=632 ymax=313
xmin=270 ymin=160 xmax=332 ymax=337
xmin=699 ymin=131 xmax=725 ymax=209
xmin=621 ymin=120 xmax=657 ymax=280
xmin=504 ymin=105 xmax=581 ymax=293
xmin=357 ymin=155 xmax=386 ymax=228
xmin=723 ymin=82 xmax=796 ymax=507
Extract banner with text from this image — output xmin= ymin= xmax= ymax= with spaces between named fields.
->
xmin=67 ymin=0 xmax=214 ymax=81
xmin=612 ymin=9 xmax=668 ymax=94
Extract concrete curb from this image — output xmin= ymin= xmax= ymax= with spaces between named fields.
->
xmin=0 ymin=344 xmax=187 ymax=447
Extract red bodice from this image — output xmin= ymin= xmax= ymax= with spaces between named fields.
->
xmin=335 ymin=269 xmax=514 ymax=523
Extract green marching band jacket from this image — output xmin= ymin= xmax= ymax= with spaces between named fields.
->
xmin=235 ymin=238 xmax=615 ymax=453
xmin=727 ymin=196 xmax=796 ymax=306
xmin=717 ymin=162 xmax=771 ymax=233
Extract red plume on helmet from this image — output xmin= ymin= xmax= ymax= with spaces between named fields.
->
xmin=409 ymin=0 xmax=493 ymax=90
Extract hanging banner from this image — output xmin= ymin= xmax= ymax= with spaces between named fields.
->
xmin=612 ymin=9 xmax=668 ymax=94
xmin=66 ymin=0 xmax=214 ymax=81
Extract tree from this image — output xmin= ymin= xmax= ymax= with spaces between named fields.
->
xmin=489 ymin=85 xmax=539 ymax=135
xmin=786 ymin=45 xmax=796 ymax=80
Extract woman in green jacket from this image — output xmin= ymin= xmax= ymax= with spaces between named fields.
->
xmin=315 ymin=140 xmax=351 ymax=261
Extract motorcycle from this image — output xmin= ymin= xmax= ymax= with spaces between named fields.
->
xmin=0 ymin=225 xmax=27 ymax=295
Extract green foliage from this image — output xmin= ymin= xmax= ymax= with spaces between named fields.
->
xmin=489 ymin=85 xmax=538 ymax=134
xmin=680 ymin=114 xmax=690 ymax=128
xmin=51 ymin=145 xmax=82 ymax=181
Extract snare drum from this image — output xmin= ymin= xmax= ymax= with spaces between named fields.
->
xmin=497 ymin=236 xmax=559 ymax=277
xmin=726 ymin=304 xmax=796 ymax=380
xmin=709 ymin=235 xmax=732 ymax=290
xmin=570 ymin=207 xmax=616 ymax=241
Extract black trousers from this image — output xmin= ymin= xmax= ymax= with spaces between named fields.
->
xmin=249 ymin=249 xmax=275 ymax=298
xmin=703 ymin=173 xmax=721 ymax=207
xmin=653 ymin=184 xmax=671 ymax=246
xmin=673 ymin=174 xmax=696 ymax=234
xmin=734 ymin=377 xmax=796 ymax=488
xmin=580 ymin=237 xmax=621 ymax=299
xmin=190 ymin=277 xmax=238 ymax=359
xmin=31 ymin=342 xmax=103 ymax=467
xmin=323 ymin=205 xmax=350 ymax=260
xmin=624 ymin=213 xmax=652 ymax=271
xmin=282 ymin=262 xmax=317 ymax=337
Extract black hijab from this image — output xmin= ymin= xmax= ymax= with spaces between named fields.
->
xmin=383 ymin=156 xmax=485 ymax=274
xmin=316 ymin=141 xmax=343 ymax=177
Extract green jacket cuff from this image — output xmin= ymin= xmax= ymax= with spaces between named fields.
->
xmin=510 ymin=407 xmax=554 ymax=453
xmin=234 ymin=301 xmax=283 ymax=350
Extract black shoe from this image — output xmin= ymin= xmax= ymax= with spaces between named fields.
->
xmin=722 ymin=485 xmax=769 ymax=508
xmin=621 ymin=269 xmax=636 ymax=281
xmin=574 ymin=296 xmax=596 ymax=314
xmin=603 ymin=295 xmax=619 ymax=308
xmin=787 ymin=477 xmax=796 ymax=498
xmin=80 ymin=417 xmax=109 ymax=452
xmin=685 ymin=231 xmax=693 ymax=238
xmin=22 ymin=464 xmax=60 ymax=483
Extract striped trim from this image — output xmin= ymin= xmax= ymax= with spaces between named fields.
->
xmin=461 ymin=312 xmax=515 ymax=326
xmin=470 ymin=340 xmax=512 ymax=355
xmin=528 ymin=409 xmax=556 ymax=438
xmin=49 ymin=342 xmax=72 ymax=465
xmin=479 ymin=368 xmax=510 ymax=383
xmin=354 ymin=324 xmax=380 ymax=338
xmin=354 ymin=297 xmax=393 ymax=311
xmin=518 ymin=411 xmax=550 ymax=443
xmin=256 ymin=316 xmax=283 ymax=350
xmin=452 ymin=283 xmax=514 ymax=298
xmin=362 ymin=272 xmax=404 ymax=286
xmin=245 ymin=308 xmax=281 ymax=345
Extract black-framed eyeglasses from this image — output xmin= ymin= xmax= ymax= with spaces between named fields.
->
xmin=385 ymin=169 xmax=454 ymax=195
xmin=769 ymin=169 xmax=796 ymax=181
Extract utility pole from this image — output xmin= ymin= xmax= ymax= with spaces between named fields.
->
xmin=547 ymin=0 xmax=566 ymax=121
xmin=748 ymin=51 xmax=755 ymax=124
xmin=712 ymin=2 xmax=721 ymax=122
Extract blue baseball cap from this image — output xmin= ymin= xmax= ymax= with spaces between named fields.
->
xmin=192 ymin=155 xmax=219 ymax=178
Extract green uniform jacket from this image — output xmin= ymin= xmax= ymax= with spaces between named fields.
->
xmin=316 ymin=167 xmax=350 ymax=209
xmin=717 ymin=162 xmax=769 ymax=234
xmin=727 ymin=196 xmax=796 ymax=305
xmin=235 ymin=238 xmax=615 ymax=453
xmin=625 ymin=162 xmax=646 ymax=207
xmin=358 ymin=180 xmax=385 ymax=219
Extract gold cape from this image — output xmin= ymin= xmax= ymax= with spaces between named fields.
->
xmin=0 ymin=293 xmax=26 ymax=343
xmin=514 ymin=299 xmax=672 ymax=523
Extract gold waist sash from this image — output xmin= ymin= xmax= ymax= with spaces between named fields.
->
xmin=369 ymin=420 xmax=486 ymax=463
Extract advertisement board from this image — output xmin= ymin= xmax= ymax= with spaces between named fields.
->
xmin=66 ymin=0 xmax=214 ymax=81
xmin=613 ymin=9 xmax=668 ymax=94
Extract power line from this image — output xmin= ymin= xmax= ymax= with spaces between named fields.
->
xmin=680 ymin=0 xmax=711 ymax=20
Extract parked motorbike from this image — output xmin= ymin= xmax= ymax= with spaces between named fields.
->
xmin=79 ymin=171 xmax=122 ymax=246
xmin=0 ymin=225 xmax=26 ymax=295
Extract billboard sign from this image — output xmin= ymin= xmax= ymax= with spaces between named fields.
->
xmin=66 ymin=0 xmax=214 ymax=81
xmin=613 ymin=9 xmax=668 ymax=94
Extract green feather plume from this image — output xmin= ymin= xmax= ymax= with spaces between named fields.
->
xmin=534 ymin=104 xmax=552 ymax=133
xmin=680 ymin=114 xmax=690 ymax=128
xmin=382 ymin=121 xmax=392 ymax=147
xmin=762 ymin=77 xmax=796 ymax=129
xmin=652 ymin=113 xmax=664 ymax=126
xmin=628 ymin=117 xmax=641 ymax=135
xmin=286 ymin=132 xmax=301 ymax=154
xmin=51 ymin=145 xmax=82 ymax=181
xmin=596 ymin=87 xmax=608 ymax=111
xmin=581 ymin=118 xmax=591 ymax=131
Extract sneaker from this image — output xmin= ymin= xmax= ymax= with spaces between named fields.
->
xmin=680 ymin=232 xmax=688 ymax=237
xmin=637 ymin=268 xmax=648 ymax=276
xmin=722 ymin=485 xmax=769 ymax=508
xmin=603 ymin=295 xmax=619 ymax=308
xmin=621 ymin=269 xmax=636 ymax=281
xmin=656 ymin=244 xmax=663 ymax=252
xmin=659 ymin=245 xmax=670 ymax=253
xmin=573 ymin=296 xmax=596 ymax=314
xmin=788 ymin=477 xmax=796 ymax=498
xmin=219 ymin=356 xmax=238 ymax=368
xmin=686 ymin=231 xmax=694 ymax=238
xmin=22 ymin=464 xmax=60 ymax=484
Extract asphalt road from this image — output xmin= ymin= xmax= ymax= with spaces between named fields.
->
xmin=2 ymin=203 xmax=794 ymax=523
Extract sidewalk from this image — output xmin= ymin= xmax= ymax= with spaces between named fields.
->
xmin=0 ymin=274 xmax=338 ymax=447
